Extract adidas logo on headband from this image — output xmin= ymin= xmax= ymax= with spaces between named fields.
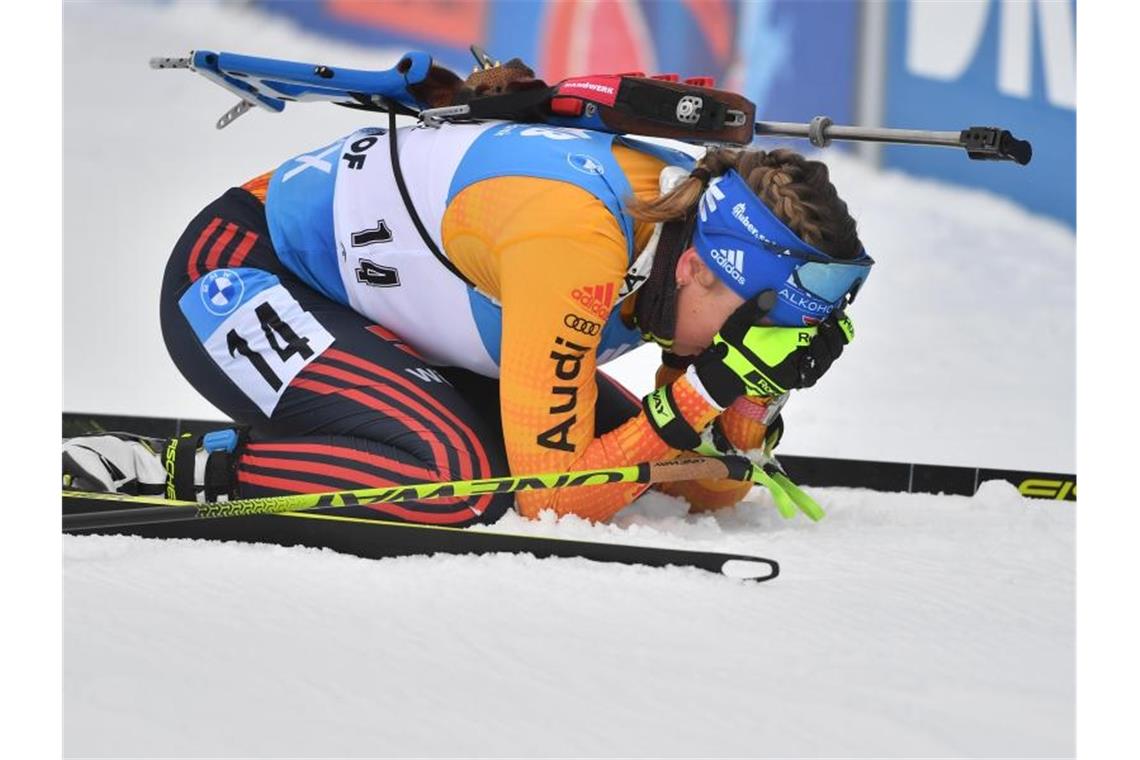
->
xmin=710 ymin=248 xmax=746 ymax=286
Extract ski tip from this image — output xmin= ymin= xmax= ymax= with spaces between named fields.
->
xmin=721 ymin=558 xmax=780 ymax=582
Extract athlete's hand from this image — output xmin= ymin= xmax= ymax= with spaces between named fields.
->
xmin=692 ymin=292 xmax=855 ymax=408
xmin=688 ymin=411 xmax=824 ymax=521
xmin=695 ymin=410 xmax=784 ymax=458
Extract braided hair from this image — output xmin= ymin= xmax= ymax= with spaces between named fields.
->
xmin=628 ymin=148 xmax=862 ymax=348
xmin=628 ymin=147 xmax=862 ymax=258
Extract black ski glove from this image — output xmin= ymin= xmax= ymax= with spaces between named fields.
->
xmin=693 ymin=291 xmax=855 ymax=408
xmin=796 ymin=311 xmax=854 ymax=388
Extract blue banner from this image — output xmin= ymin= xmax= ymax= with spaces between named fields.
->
xmin=882 ymin=1 xmax=1075 ymax=226
xmin=732 ymin=0 xmax=858 ymax=125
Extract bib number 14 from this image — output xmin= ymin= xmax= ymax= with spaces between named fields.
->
xmin=203 ymin=284 xmax=334 ymax=416
xmin=227 ymin=302 xmax=314 ymax=390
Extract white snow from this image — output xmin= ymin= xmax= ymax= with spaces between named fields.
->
xmin=63 ymin=2 xmax=1076 ymax=757
xmin=66 ymin=486 xmax=1074 ymax=758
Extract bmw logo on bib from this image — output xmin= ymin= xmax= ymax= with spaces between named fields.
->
xmin=200 ymin=268 xmax=245 ymax=316
xmin=567 ymin=153 xmax=605 ymax=175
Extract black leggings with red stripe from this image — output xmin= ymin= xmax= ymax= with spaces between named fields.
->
xmin=160 ymin=188 xmax=640 ymax=526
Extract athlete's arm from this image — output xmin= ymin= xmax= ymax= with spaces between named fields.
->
xmin=652 ymin=362 xmax=775 ymax=511
xmin=445 ymin=177 xmax=719 ymax=521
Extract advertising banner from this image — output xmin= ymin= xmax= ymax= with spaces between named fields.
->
xmin=254 ymin=0 xmax=858 ymax=128
xmin=882 ymin=1 xmax=1075 ymax=225
xmin=253 ymin=2 xmax=1071 ymax=224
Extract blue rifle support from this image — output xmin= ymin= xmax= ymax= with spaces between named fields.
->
xmin=189 ymin=50 xmax=435 ymax=115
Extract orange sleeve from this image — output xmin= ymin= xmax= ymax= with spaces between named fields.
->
xmin=444 ymin=174 xmax=719 ymax=522
xmin=241 ymin=171 xmax=272 ymax=203
xmin=653 ymin=364 xmax=776 ymax=512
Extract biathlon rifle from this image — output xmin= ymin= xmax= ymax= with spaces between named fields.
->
xmin=151 ymin=45 xmax=1032 ymax=165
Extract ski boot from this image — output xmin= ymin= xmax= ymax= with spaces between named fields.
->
xmin=62 ymin=429 xmax=243 ymax=503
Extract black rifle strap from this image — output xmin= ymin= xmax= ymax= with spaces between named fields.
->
xmin=386 ymin=105 xmax=476 ymax=289
xmin=461 ymin=86 xmax=553 ymax=122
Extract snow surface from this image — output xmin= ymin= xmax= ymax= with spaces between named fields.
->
xmin=63 ymin=2 xmax=1076 ymax=757
xmin=66 ymin=483 xmax=1074 ymax=758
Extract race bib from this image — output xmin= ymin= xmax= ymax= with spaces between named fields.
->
xmin=180 ymin=268 xmax=334 ymax=416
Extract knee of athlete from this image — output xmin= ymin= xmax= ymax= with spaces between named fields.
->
xmin=424 ymin=439 xmax=498 ymax=483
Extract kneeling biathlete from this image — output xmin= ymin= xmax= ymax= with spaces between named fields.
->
xmin=63 ymin=117 xmax=871 ymax=526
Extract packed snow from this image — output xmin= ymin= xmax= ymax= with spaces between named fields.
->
xmin=63 ymin=2 xmax=1075 ymax=757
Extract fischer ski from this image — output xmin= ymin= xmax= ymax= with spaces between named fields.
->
xmin=63 ymin=491 xmax=779 ymax=582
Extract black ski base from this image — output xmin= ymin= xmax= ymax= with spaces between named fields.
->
xmin=63 ymin=493 xmax=779 ymax=582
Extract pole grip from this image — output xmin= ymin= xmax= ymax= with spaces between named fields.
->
xmin=646 ymin=455 xmax=753 ymax=484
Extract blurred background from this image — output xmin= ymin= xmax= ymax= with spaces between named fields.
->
xmin=248 ymin=0 xmax=1074 ymax=224
xmin=63 ymin=0 xmax=1075 ymax=471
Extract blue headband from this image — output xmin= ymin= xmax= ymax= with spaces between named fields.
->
xmin=691 ymin=169 xmax=873 ymax=326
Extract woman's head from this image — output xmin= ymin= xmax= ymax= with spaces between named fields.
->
xmin=628 ymin=148 xmax=868 ymax=355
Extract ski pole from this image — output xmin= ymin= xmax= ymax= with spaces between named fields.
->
xmin=755 ymin=116 xmax=1033 ymax=165
xmin=63 ymin=455 xmax=756 ymax=532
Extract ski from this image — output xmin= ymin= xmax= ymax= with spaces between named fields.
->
xmin=776 ymin=453 xmax=1076 ymax=502
xmin=63 ymin=412 xmax=1078 ymax=502
xmin=62 ymin=491 xmax=779 ymax=582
